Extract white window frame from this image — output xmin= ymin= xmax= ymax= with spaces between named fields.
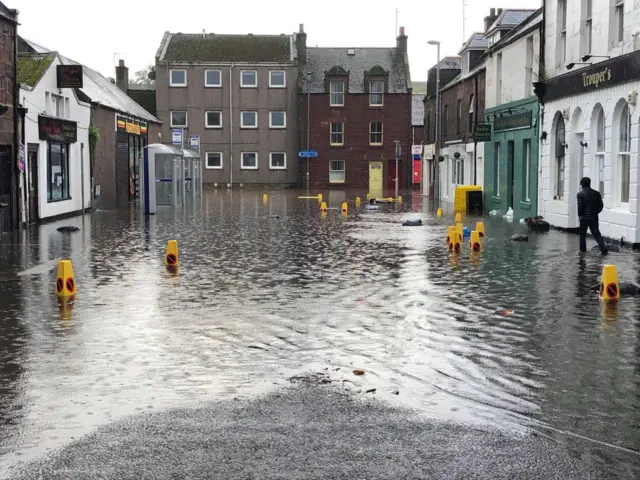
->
xmin=170 ymin=110 xmax=188 ymax=128
xmin=453 ymin=156 xmax=464 ymax=185
xmin=595 ymin=107 xmax=606 ymax=196
xmin=205 ymin=110 xmax=223 ymax=129
xmin=329 ymin=160 xmax=346 ymax=184
xmin=205 ymin=152 xmax=223 ymax=170
xmin=496 ymin=53 xmax=503 ymax=104
xmin=330 ymin=80 xmax=345 ymax=106
xmin=240 ymin=111 xmax=258 ymax=129
xmin=241 ymin=152 xmax=258 ymax=170
xmin=618 ymin=102 xmax=631 ymax=205
xmin=583 ymin=0 xmax=593 ymax=55
xmin=615 ymin=0 xmax=624 ymax=44
xmin=560 ymin=0 xmax=567 ymax=63
xmin=169 ymin=69 xmax=187 ymax=87
xmin=269 ymin=70 xmax=286 ymax=88
xmin=369 ymin=121 xmax=383 ymax=145
xmin=204 ymin=69 xmax=222 ymax=87
xmin=330 ymin=122 xmax=344 ymax=145
xmin=240 ymin=70 xmax=257 ymax=88
xmin=369 ymin=80 xmax=384 ymax=106
xmin=269 ymin=111 xmax=286 ymax=129
xmin=269 ymin=152 xmax=287 ymax=170
xmin=523 ymin=139 xmax=531 ymax=202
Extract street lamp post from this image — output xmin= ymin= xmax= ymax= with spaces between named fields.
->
xmin=394 ymin=140 xmax=401 ymax=201
xmin=427 ymin=40 xmax=441 ymax=206
xmin=306 ymin=72 xmax=311 ymax=191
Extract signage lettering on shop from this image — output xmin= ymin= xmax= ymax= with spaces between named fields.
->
xmin=494 ymin=111 xmax=532 ymax=132
xmin=56 ymin=65 xmax=83 ymax=88
xmin=541 ymin=50 xmax=640 ymax=102
xmin=115 ymin=114 xmax=147 ymax=136
xmin=473 ymin=123 xmax=492 ymax=142
xmin=38 ymin=115 xmax=78 ymax=143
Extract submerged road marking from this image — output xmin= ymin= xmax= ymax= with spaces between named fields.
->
xmin=17 ymin=257 xmax=61 ymax=277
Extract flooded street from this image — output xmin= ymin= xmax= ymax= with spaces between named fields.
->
xmin=1 ymin=189 xmax=639 ymax=478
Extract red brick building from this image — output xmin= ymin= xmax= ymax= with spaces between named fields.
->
xmin=299 ymin=28 xmax=412 ymax=193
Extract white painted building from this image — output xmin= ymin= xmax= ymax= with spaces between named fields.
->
xmin=539 ymin=0 xmax=640 ymax=245
xmin=19 ymin=52 xmax=91 ymax=222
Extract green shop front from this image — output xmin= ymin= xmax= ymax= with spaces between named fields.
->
xmin=483 ymin=96 xmax=539 ymax=219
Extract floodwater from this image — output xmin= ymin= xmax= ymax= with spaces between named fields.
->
xmin=1 ymin=189 xmax=639 ymax=478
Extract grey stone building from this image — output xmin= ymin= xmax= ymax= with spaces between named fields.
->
xmin=154 ymin=29 xmax=301 ymax=186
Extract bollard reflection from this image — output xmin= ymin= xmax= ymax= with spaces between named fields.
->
xmin=57 ymin=296 xmax=75 ymax=322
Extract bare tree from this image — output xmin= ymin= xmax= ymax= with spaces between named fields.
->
xmin=129 ymin=65 xmax=155 ymax=88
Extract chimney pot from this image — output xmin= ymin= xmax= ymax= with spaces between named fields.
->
xmin=497 ymin=8 xmax=503 ymax=15
xmin=299 ymin=23 xmax=304 ymax=33
xmin=490 ymin=8 xmax=495 ymax=15
xmin=118 ymin=59 xmax=125 ymax=67
xmin=399 ymin=26 xmax=405 ymax=36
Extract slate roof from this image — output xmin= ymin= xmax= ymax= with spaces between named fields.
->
xmin=430 ymin=56 xmax=461 ymax=71
xmin=59 ymin=55 xmax=160 ymax=123
xmin=0 ymin=1 xmax=17 ymax=23
xmin=17 ymin=52 xmax=56 ymax=88
xmin=412 ymin=94 xmax=424 ymax=126
xmin=487 ymin=9 xmax=538 ymax=34
xmin=459 ymin=33 xmax=488 ymax=54
xmin=302 ymin=47 xmax=408 ymax=94
xmin=157 ymin=32 xmax=294 ymax=64
xmin=441 ymin=63 xmax=486 ymax=91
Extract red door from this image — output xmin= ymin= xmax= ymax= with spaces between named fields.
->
xmin=388 ymin=160 xmax=402 ymax=195
xmin=413 ymin=158 xmax=421 ymax=186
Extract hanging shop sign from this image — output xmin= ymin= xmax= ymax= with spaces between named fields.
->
xmin=493 ymin=111 xmax=532 ymax=132
xmin=38 ymin=115 xmax=78 ymax=143
xmin=115 ymin=114 xmax=147 ymax=136
xmin=56 ymin=65 xmax=83 ymax=88
xmin=473 ymin=123 xmax=492 ymax=142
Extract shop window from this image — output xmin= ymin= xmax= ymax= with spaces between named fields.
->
xmin=493 ymin=143 xmax=500 ymax=196
xmin=329 ymin=160 xmax=345 ymax=183
xmin=47 ymin=142 xmax=70 ymax=202
xmin=269 ymin=71 xmax=286 ymax=88
xmin=522 ymin=139 xmax=531 ymax=202
xmin=170 ymin=69 xmax=187 ymax=87
xmin=269 ymin=152 xmax=286 ymax=170
xmin=330 ymin=122 xmax=344 ymax=145
xmin=618 ymin=101 xmax=630 ymax=204
xmin=241 ymin=152 xmax=258 ymax=169
xmin=205 ymin=70 xmax=222 ymax=87
xmin=206 ymin=152 xmax=223 ymax=169
xmin=554 ymin=115 xmax=566 ymax=200
xmin=594 ymin=105 xmax=605 ymax=195
xmin=369 ymin=121 xmax=383 ymax=145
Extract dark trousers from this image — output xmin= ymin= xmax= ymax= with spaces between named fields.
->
xmin=579 ymin=218 xmax=606 ymax=252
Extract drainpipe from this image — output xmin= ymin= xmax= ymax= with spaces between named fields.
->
xmin=229 ymin=63 xmax=234 ymax=187
xmin=473 ymin=72 xmax=478 ymax=186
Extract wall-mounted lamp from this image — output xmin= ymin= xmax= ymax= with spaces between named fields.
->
xmin=562 ymin=141 xmax=569 ymax=150
xmin=581 ymin=54 xmax=610 ymax=62
xmin=453 ymin=151 xmax=461 ymax=158
xmin=566 ymin=62 xmax=592 ymax=70
xmin=540 ymin=131 xmax=548 ymax=141
xmin=580 ymin=140 xmax=588 ymax=147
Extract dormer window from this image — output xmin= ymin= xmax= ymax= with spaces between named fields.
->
xmin=369 ymin=80 xmax=384 ymax=106
xmin=461 ymin=53 xmax=470 ymax=75
xmin=330 ymin=81 xmax=345 ymax=106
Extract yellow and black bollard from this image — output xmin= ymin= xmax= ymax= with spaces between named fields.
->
xmin=165 ymin=240 xmax=179 ymax=269
xmin=446 ymin=226 xmax=456 ymax=245
xmin=455 ymin=222 xmax=463 ymax=241
xmin=263 ymin=193 xmax=268 ymax=204
xmin=55 ymin=260 xmax=76 ymax=298
xmin=476 ymin=221 xmax=485 ymax=237
xmin=599 ymin=264 xmax=620 ymax=301
xmin=320 ymin=201 xmax=328 ymax=213
xmin=341 ymin=202 xmax=348 ymax=216
xmin=436 ymin=208 xmax=443 ymax=217
xmin=470 ymin=230 xmax=481 ymax=252
xmin=455 ymin=212 xmax=462 ymax=223
xmin=355 ymin=197 xmax=361 ymax=208
xmin=318 ymin=193 xmax=323 ymax=203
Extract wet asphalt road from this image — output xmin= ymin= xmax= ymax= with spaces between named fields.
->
xmin=1 ymin=189 xmax=640 ymax=478
xmin=7 ymin=378 xmax=609 ymax=480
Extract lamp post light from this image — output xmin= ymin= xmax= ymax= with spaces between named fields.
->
xmin=306 ymin=71 xmax=311 ymax=191
xmin=427 ymin=40 xmax=441 ymax=206
xmin=393 ymin=140 xmax=401 ymax=201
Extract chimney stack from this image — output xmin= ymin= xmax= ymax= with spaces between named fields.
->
xmin=396 ymin=26 xmax=407 ymax=55
xmin=484 ymin=7 xmax=500 ymax=32
xmin=296 ymin=23 xmax=307 ymax=66
xmin=115 ymin=59 xmax=129 ymax=93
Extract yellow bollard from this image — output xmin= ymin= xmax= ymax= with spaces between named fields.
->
xmin=455 ymin=212 xmax=462 ymax=223
xmin=55 ymin=259 xmax=76 ymax=297
xmin=341 ymin=202 xmax=348 ymax=215
xmin=355 ymin=197 xmax=361 ymax=208
xmin=476 ymin=221 xmax=485 ymax=238
xmin=449 ymin=234 xmax=461 ymax=254
xmin=320 ymin=201 xmax=328 ymax=213
xmin=456 ymin=222 xmax=463 ymax=241
xmin=388 ymin=196 xmax=394 ymax=203
xmin=599 ymin=265 xmax=620 ymax=301
xmin=366 ymin=193 xmax=371 ymax=200
xmin=397 ymin=196 xmax=403 ymax=204
xmin=263 ymin=193 xmax=268 ymax=204
xmin=165 ymin=239 xmax=179 ymax=267
xmin=436 ymin=208 xmax=443 ymax=217
xmin=446 ymin=226 xmax=456 ymax=245
xmin=318 ymin=193 xmax=323 ymax=203
xmin=470 ymin=230 xmax=481 ymax=252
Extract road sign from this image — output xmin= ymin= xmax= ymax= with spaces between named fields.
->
xmin=473 ymin=123 xmax=492 ymax=142
xmin=171 ymin=129 xmax=182 ymax=145
xmin=411 ymin=145 xmax=423 ymax=155
xmin=190 ymin=134 xmax=200 ymax=149
xmin=298 ymin=150 xmax=318 ymax=158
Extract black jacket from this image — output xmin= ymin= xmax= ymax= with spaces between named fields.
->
xmin=577 ymin=187 xmax=604 ymax=220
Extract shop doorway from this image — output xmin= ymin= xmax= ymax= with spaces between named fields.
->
xmin=369 ymin=161 xmax=383 ymax=198
xmin=27 ymin=146 xmax=39 ymax=222
xmin=387 ymin=160 xmax=402 ymax=196
xmin=507 ymin=140 xmax=515 ymax=209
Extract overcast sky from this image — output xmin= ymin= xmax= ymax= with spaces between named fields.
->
xmin=15 ymin=0 xmax=541 ymax=81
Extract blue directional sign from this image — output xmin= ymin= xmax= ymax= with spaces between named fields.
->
xmin=298 ymin=150 xmax=318 ymax=158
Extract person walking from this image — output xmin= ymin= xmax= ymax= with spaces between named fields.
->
xmin=577 ymin=177 xmax=608 ymax=255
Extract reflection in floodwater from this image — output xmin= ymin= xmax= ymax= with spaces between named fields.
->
xmin=0 ymin=190 xmax=639 ymax=477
